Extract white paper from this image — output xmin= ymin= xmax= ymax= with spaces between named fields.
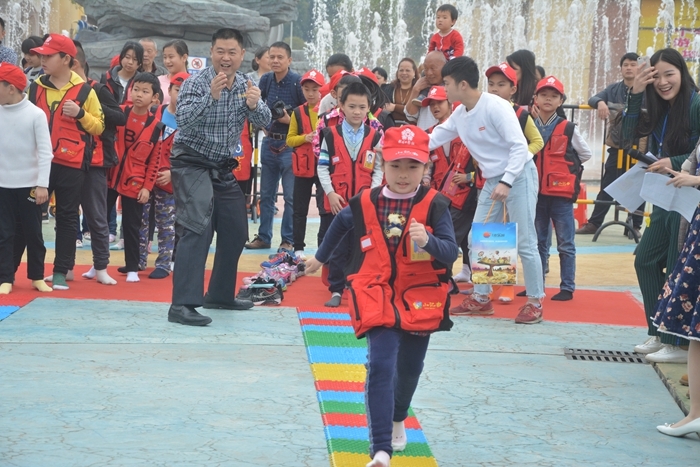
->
xmin=603 ymin=162 xmax=648 ymax=212
xmin=641 ymin=173 xmax=700 ymax=222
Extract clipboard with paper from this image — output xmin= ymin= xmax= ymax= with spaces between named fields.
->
xmin=471 ymin=202 xmax=518 ymax=285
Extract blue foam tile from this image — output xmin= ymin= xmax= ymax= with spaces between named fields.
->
xmin=298 ymin=312 xmax=351 ymax=321
xmin=301 ymin=325 xmax=354 ymax=333
xmin=318 ymin=390 xmax=365 ymax=404
xmin=306 ymin=346 xmax=367 ymax=364
xmin=0 ymin=306 xmax=20 ymax=322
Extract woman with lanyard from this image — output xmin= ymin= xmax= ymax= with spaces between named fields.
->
xmin=382 ymin=58 xmax=417 ymax=126
xmin=622 ymin=48 xmax=698 ymax=364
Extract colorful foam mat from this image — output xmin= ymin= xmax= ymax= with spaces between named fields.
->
xmin=297 ymin=309 xmax=439 ymax=467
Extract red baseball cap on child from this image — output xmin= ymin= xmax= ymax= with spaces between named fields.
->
xmin=382 ymin=126 xmax=430 ymax=164
xmin=301 ymin=69 xmax=326 ymax=87
xmin=30 ymin=34 xmax=77 ymax=58
xmin=169 ymin=72 xmax=190 ymax=87
xmin=355 ymin=67 xmax=379 ymax=85
xmin=535 ymin=75 xmax=565 ymax=95
xmin=422 ymin=86 xmax=448 ymax=107
xmin=485 ymin=62 xmax=518 ymax=86
xmin=320 ymin=69 xmax=350 ymax=98
xmin=0 ymin=63 xmax=27 ymax=91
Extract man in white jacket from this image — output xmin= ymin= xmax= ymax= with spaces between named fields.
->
xmin=0 ymin=63 xmax=53 ymax=294
xmin=429 ymin=56 xmax=545 ymax=324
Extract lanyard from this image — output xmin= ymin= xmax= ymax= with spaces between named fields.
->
xmin=654 ymin=114 xmax=668 ymax=157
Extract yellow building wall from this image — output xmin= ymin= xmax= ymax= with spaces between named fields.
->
xmin=638 ymin=0 xmax=700 ymax=56
xmin=49 ymin=0 xmax=84 ymax=37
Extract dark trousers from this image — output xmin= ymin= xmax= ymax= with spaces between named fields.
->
xmin=327 ymin=231 xmax=352 ymax=294
xmin=365 ymin=327 xmax=430 ymax=457
xmin=588 ymin=147 xmax=644 ymax=228
xmin=292 ymin=175 xmax=331 ymax=251
xmin=635 ymin=207 xmax=689 ymax=346
xmin=78 ymin=167 xmax=110 ymax=271
xmin=172 ymin=177 xmax=247 ymax=307
xmin=0 ymin=187 xmax=46 ymax=283
xmin=49 ymin=163 xmax=85 ymax=275
xmin=107 ymin=190 xmax=141 ymax=272
xmin=450 ymin=193 xmax=478 ymax=266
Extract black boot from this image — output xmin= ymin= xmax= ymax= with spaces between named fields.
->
xmin=202 ymin=293 xmax=254 ymax=310
xmin=168 ymin=305 xmax=212 ymax=326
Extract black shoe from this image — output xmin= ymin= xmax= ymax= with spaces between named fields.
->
xmin=118 ymin=266 xmax=128 ymax=274
xmin=551 ymin=290 xmax=573 ymax=301
xmin=516 ymin=290 xmax=527 ymax=297
xmin=168 ymin=305 xmax=212 ymax=326
xmin=202 ymin=293 xmax=254 ymax=310
xmin=148 ymin=268 xmax=170 ymax=279
xmin=251 ymin=286 xmax=283 ymax=305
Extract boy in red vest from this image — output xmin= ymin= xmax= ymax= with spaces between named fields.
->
xmin=423 ymin=86 xmax=478 ymax=289
xmin=138 ymin=72 xmax=188 ymax=278
xmin=287 ymin=69 xmax=330 ymax=258
xmin=306 ymin=126 xmax=458 ymax=467
xmin=483 ymin=62 xmax=544 ymax=303
xmin=28 ymin=34 xmax=105 ymax=290
xmin=532 ymin=76 xmax=591 ymax=301
xmin=317 ymin=82 xmax=383 ymax=307
xmin=108 ymin=72 xmax=163 ymax=282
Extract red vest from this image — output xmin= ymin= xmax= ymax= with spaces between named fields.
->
xmin=292 ymin=104 xmax=316 ymax=178
xmin=346 ymin=186 xmax=453 ymax=338
xmin=109 ymin=107 xmax=163 ymax=198
xmin=153 ymin=104 xmax=177 ymax=193
xmin=535 ymin=118 xmax=582 ymax=201
xmin=322 ymin=124 xmax=379 ymax=212
xmin=427 ymin=124 xmax=460 ymax=191
xmin=232 ymin=121 xmax=253 ymax=181
xmin=437 ymin=143 xmax=474 ymax=210
xmin=29 ymin=81 xmax=92 ymax=169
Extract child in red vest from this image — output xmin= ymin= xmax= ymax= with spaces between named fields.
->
xmin=287 ymin=69 xmax=330 ymax=258
xmin=428 ymin=4 xmax=464 ymax=61
xmin=307 ymin=126 xmax=458 ymax=467
xmin=317 ymin=82 xmax=383 ymax=307
xmin=138 ymin=72 xmax=188 ymax=279
xmin=424 ymin=86 xmax=478 ymax=295
xmin=532 ymin=76 xmax=591 ymax=301
xmin=108 ymin=72 xmax=163 ymax=282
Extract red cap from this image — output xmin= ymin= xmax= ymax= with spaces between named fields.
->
xmin=320 ymin=69 xmax=350 ymax=98
xmin=169 ymin=72 xmax=190 ymax=87
xmin=30 ymin=34 xmax=77 ymax=58
xmin=382 ymin=126 xmax=430 ymax=164
xmin=301 ymin=69 xmax=325 ymax=86
xmin=0 ymin=62 xmax=27 ymax=91
xmin=355 ymin=67 xmax=379 ymax=85
xmin=485 ymin=62 xmax=518 ymax=86
xmin=422 ymin=86 xmax=448 ymax=107
xmin=535 ymin=75 xmax=565 ymax=95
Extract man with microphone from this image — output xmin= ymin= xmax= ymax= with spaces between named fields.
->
xmin=168 ymin=28 xmax=271 ymax=326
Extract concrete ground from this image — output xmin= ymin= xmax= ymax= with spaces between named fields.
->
xmin=2 ymin=183 xmax=697 ymax=466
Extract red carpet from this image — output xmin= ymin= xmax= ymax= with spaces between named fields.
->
xmin=6 ymin=263 xmax=645 ymax=326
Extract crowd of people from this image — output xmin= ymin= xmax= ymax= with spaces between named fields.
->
xmin=1 ymin=4 xmax=699 ymax=465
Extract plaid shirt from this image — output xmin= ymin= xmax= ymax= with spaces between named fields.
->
xmin=0 ymin=45 xmax=17 ymax=65
xmin=376 ymin=192 xmax=414 ymax=256
xmin=174 ymin=66 xmax=271 ymax=163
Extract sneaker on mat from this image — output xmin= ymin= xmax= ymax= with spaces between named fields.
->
xmin=633 ymin=336 xmax=663 ymax=354
xmin=251 ymin=286 xmax=283 ymax=306
xmin=110 ymin=239 xmax=124 ymax=250
xmin=76 ymin=239 xmax=83 ymax=248
xmin=644 ymin=345 xmax=688 ymax=363
xmin=449 ymin=296 xmax=494 ymax=316
xmin=245 ymin=235 xmax=271 ymax=249
xmin=514 ymin=302 xmax=543 ymax=324
xmin=278 ymin=241 xmax=293 ymax=253
xmin=109 ymin=234 xmax=116 ymax=243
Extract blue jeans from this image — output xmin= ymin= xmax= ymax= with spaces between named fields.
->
xmin=472 ymin=160 xmax=544 ymax=299
xmin=536 ymin=195 xmax=576 ymax=292
xmin=257 ymin=138 xmax=294 ymax=245
xmin=365 ymin=327 xmax=430 ymax=457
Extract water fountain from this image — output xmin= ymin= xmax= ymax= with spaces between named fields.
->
xmin=0 ymin=0 xmax=50 ymax=56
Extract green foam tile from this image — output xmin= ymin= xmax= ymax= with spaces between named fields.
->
xmin=320 ymin=401 xmax=366 ymax=414
xmin=303 ymin=330 xmax=367 ymax=348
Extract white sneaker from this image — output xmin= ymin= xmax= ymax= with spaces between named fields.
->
xmin=453 ymin=270 xmax=471 ymax=283
xmin=109 ymin=234 xmax=116 ymax=243
xmin=110 ymin=239 xmax=124 ymax=250
xmin=634 ymin=336 xmax=663 ymax=354
xmin=294 ymin=250 xmax=306 ymax=260
xmin=645 ymin=345 xmax=688 ymax=363
xmin=76 ymin=239 xmax=83 ymax=248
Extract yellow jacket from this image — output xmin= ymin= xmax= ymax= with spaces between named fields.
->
xmin=286 ymin=104 xmax=319 ymax=148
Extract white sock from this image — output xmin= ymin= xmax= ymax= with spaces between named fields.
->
xmin=391 ymin=420 xmax=407 ymax=449
xmin=126 ymin=271 xmax=140 ymax=283
xmin=96 ymin=269 xmax=117 ymax=285
xmin=462 ymin=264 xmax=471 ymax=275
xmin=474 ymin=293 xmax=490 ymax=303
xmin=366 ymin=451 xmax=390 ymax=467
xmin=82 ymin=267 xmax=96 ymax=279
xmin=66 ymin=270 xmax=74 ymax=281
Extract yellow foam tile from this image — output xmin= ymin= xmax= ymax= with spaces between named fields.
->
xmin=311 ymin=363 xmax=366 ymax=382
xmin=331 ymin=452 xmax=438 ymax=467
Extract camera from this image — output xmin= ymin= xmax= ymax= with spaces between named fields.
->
xmin=270 ymin=100 xmax=293 ymax=120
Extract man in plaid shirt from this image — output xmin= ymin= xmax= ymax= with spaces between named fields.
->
xmin=168 ymin=28 xmax=271 ymax=326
